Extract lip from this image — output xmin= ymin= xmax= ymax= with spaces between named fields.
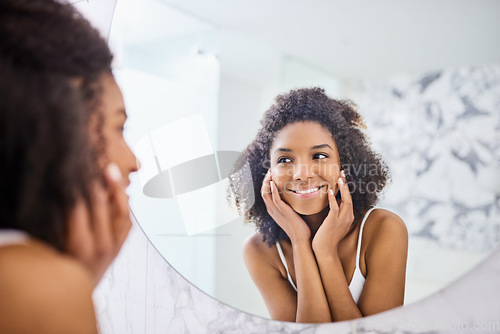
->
xmin=288 ymin=185 xmax=326 ymax=199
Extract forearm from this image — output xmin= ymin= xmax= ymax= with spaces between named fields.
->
xmin=316 ymin=251 xmax=363 ymax=321
xmin=291 ymin=241 xmax=332 ymax=323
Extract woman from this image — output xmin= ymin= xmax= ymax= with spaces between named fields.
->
xmin=232 ymin=87 xmax=408 ymax=323
xmin=0 ymin=63 xmax=128 ymax=334
xmin=0 ymin=0 xmax=139 ymax=286
xmin=0 ymin=0 xmax=138 ymax=332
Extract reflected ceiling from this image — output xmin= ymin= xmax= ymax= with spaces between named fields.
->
xmin=160 ymin=0 xmax=500 ymax=85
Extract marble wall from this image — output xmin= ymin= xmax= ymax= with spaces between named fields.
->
xmin=346 ymin=64 xmax=500 ymax=252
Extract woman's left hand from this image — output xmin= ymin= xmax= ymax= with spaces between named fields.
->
xmin=312 ymin=171 xmax=354 ymax=256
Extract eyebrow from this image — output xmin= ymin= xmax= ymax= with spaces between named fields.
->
xmin=273 ymin=144 xmax=333 ymax=154
xmin=312 ymin=144 xmax=332 ymax=150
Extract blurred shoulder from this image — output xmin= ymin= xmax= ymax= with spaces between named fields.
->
xmin=0 ymin=239 xmax=97 ymax=334
xmin=0 ymin=237 xmax=92 ymax=282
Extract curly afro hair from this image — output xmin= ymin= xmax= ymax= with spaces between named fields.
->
xmin=229 ymin=87 xmax=390 ymax=246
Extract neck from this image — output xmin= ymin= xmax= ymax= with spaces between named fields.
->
xmin=300 ymin=204 xmax=360 ymax=242
xmin=300 ymin=206 xmax=329 ymax=239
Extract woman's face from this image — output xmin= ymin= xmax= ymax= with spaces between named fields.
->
xmin=269 ymin=121 xmax=341 ymax=215
xmin=93 ymin=73 xmax=138 ymax=185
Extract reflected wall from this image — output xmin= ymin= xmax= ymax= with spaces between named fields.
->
xmin=109 ymin=0 xmax=222 ymax=298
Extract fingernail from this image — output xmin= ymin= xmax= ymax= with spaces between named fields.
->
xmin=338 ymin=177 xmax=344 ymax=185
xmin=106 ymin=163 xmax=122 ymax=182
xmin=329 ymin=189 xmax=334 ymax=196
xmin=341 ymin=170 xmax=346 ymax=178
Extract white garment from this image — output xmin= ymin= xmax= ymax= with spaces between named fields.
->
xmin=0 ymin=229 xmax=29 ymax=247
xmin=275 ymin=207 xmax=376 ymax=304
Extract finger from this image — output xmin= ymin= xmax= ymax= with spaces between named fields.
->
xmin=270 ymin=180 xmax=281 ymax=205
xmin=261 ymin=170 xmax=277 ymax=211
xmin=261 ymin=169 xmax=271 ymax=197
xmin=65 ymin=199 xmax=94 ymax=262
xmin=328 ymin=187 xmax=339 ymax=213
xmin=90 ymin=182 xmax=114 ymax=258
xmin=340 ymin=170 xmax=348 ymax=186
xmin=103 ymin=163 xmax=131 ymax=248
xmin=337 ymin=176 xmax=354 ymax=220
xmin=270 ymin=180 xmax=290 ymax=213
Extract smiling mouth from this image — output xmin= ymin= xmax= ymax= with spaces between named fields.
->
xmin=289 ymin=185 xmax=325 ymax=194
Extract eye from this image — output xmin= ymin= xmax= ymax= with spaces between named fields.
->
xmin=277 ymin=157 xmax=292 ymax=164
xmin=313 ymin=153 xmax=328 ymax=160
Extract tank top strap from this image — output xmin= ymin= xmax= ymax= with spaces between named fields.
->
xmin=276 ymin=241 xmax=297 ymax=291
xmin=0 ymin=229 xmax=29 ymax=247
xmin=355 ymin=207 xmax=376 ymax=268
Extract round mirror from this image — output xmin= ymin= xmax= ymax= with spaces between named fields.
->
xmin=109 ymin=0 xmax=500 ymax=319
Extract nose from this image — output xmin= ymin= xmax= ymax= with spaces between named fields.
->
xmin=127 ymin=144 xmax=140 ymax=174
xmin=293 ymin=161 xmax=317 ymax=180
xmin=135 ymin=157 xmax=141 ymax=171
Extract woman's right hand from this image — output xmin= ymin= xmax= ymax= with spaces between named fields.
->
xmin=261 ymin=170 xmax=311 ymax=244
xmin=65 ymin=163 xmax=132 ymax=286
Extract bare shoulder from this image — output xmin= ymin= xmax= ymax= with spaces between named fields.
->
xmin=243 ymin=233 xmax=284 ymax=276
xmin=365 ymin=208 xmax=408 ymax=242
xmin=0 ymin=240 xmax=97 ymax=334
xmin=358 ymin=210 xmax=408 ymax=311
xmin=363 ymin=208 xmax=408 ymax=261
xmin=0 ymin=239 xmax=93 ymax=285
xmin=243 ymin=233 xmax=274 ymax=262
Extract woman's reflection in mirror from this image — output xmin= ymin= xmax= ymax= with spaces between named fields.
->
xmin=231 ymin=87 xmax=408 ymax=323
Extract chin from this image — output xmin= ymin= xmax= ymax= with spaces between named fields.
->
xmin=290 ymin=201 xmax=329 ymax=216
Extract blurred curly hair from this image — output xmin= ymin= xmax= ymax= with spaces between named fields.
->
xmin=229 ymin=87 xmax=390 ymax=246
xmin=0 ymin=64 xmax=97 ymax=250
xmin=0 ymin=0 xmax=112 ymax=77
xmin=0 ymin=0 xmax=114 ymax=248
xmin=0 ymin=0 xmax=113 ymax=155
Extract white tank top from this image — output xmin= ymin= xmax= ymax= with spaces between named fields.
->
xmin=275 ymin=207 xmax=376 ymax=304
xmin=0 ymin=229 xmax=29 ymax=247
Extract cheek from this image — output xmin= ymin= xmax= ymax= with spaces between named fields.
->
xmin=321 ymin=163 xmax=340 ymax=182
xmin=99 ymin=132 xmax=122 ymax=166
xmin=106 ymin=139 xmax=127 ymax=165
xmin=270 ymin=166 xmax=290 ymax=191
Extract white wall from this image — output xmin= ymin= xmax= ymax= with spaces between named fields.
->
xmin=214 ymin=75 xmax=269 ymax=318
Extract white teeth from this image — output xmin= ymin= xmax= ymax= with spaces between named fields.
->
xmin=295 ymin=187 xmax=319 ymax=194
